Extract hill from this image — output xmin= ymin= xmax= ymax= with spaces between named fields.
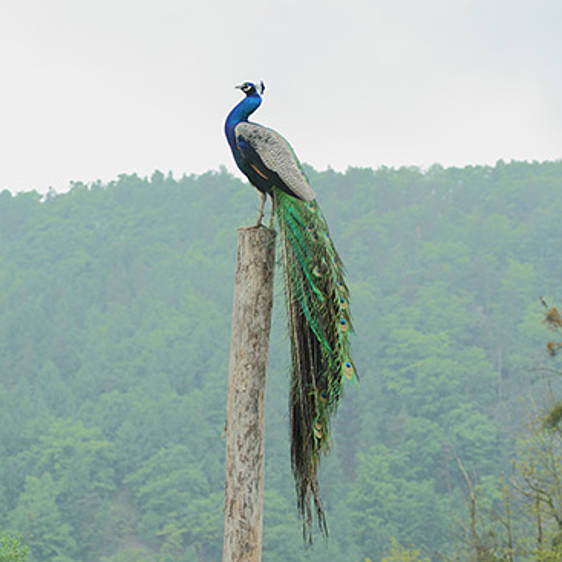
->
xmin=1 ymin=161 xmax=561 ymax=560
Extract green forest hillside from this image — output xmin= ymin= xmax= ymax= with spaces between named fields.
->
xmin=0 ymin=161 xmax=561 ymax=561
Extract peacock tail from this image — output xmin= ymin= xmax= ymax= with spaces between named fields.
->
xmin=274 ymin=188 xmax=357 ymax=541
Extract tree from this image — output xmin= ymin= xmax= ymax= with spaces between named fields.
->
xmin=349 ymin=445 xmax=446 ymax=559
xmin=0 ymin=533 xmax=29 ymax=562
xmin=9 ymin=473 xmax=76 ymax=561
xmin=380 ymin=537 xmax=430 ymax=562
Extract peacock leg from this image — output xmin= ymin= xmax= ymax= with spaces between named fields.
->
xmin=256 ymin=191 xmax=266 ymax=226
xmin=269 ymin=193 xmax=277 ymax=228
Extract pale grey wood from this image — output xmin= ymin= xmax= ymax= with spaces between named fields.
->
xmin=222 ymin=225 xmax=276 ymax=562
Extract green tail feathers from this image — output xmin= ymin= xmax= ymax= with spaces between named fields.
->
xmin=274 ymin=189 xmax=357 ymax=541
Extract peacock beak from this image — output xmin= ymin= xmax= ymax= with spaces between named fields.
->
xmin=235 ymin=84 xmax=244 ymax=90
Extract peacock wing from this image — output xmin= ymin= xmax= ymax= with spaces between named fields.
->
xmin=235 ymin=122 xmax=315 ymax=202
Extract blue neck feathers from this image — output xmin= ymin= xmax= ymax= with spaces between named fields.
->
xmin=224 ymin=93 xmax=262 ymax=149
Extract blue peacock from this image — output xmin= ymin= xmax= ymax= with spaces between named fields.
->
xmin=224 ymin=80 xmax=357 ymax=540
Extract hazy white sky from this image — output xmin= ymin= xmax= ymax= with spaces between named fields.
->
xmin=1 ymin=0 xmax=561 ymax=192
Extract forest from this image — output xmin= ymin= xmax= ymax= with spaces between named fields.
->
xmin=0 ymin=160 xmax=561 ymax=561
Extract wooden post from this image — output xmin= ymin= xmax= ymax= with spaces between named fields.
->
xmin=222 ymin=226 xmax=276 ymax=562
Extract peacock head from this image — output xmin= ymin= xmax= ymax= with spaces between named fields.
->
xmin=235 ymin=81 xmax=265 ymax=96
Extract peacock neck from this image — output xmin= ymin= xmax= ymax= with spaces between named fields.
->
xmin=225 ymin=94 xmax=262 ymax=148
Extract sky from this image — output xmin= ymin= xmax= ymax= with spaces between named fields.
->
xmin=0 ymin=0 xmax=561 ymax=193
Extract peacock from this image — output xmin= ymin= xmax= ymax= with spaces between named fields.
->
xmin=224 ymin=80 xmax=357 ymax=540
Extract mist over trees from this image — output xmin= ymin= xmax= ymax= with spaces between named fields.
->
xmin=0 ymin=161 xmax=560 ymax=560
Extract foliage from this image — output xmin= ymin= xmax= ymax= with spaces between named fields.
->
xmin=0 ymin=161 xmax=561 ymax=560
xmin=0 ymin=533 xmax=29 ymax=562
xmin=380 ymin=537 xmax=431 ymax=561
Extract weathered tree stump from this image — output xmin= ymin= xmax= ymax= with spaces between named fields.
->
xmin=222 ymin=226 xmax=276 ymax=562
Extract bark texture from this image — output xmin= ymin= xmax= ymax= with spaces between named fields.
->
xmin=222 ymin=226 xmax=276 ymax=562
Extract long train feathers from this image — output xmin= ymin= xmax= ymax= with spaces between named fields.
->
xmin=275 ymin=189 xmax=356 ymax=541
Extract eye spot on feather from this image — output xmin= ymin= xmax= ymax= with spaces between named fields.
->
xmin=344 ymin=361 xmax=354 ymax=379
xmin=305 ymin=224 xmax=319 ymax=240
xmin=307 ymin=202 xmax=316 ymax=212
xmin=336 ymin=280 xmax=344 ymax=288
xmin=313 ymin=421 xmax=323 ymax=439
xmin=313 ymin=265 xmax=322 ymax=277
xmin=339 ymin=296 xmax=347 ymax=309
xmin=339 ymin=318 xmax=348 ymax=331
xmin=319 ymin=392 xmax=328 ymax=403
